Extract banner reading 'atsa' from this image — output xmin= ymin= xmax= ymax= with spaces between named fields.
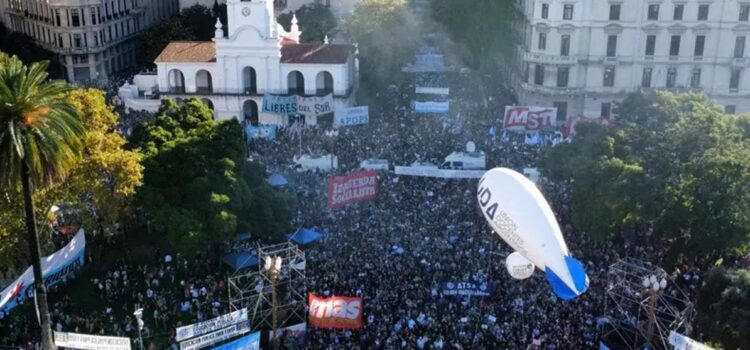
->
xmin=308 ymin=294 xmax=363 ymax=329
xmin=503 ymin=106 xmax=557 ymax=131
xmin=327 ymin=170 xmax=378 ymax=210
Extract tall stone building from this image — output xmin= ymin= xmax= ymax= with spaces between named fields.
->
xmin=517 ymin=0 xmax=750 ymax=120
xmin=0 ymin=0 xmax=179 ymax=83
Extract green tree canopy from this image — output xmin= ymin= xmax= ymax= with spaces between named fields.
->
xmin=541 ymin=92 xmax=750 ymax=259
xmin=278 ymin=4 xmax=337 ymax=43
xmin=130 ymin=99 xmax=294 ymax=253
xmin=0 ymin=88 xmax=143 ymax=267
xmin=696 ymin=267 xmax=750 ymax=349
xmin=0 ymin=55 xmax=86 ymax=350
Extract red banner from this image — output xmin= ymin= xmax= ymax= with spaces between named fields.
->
xmin=327 ymin=170 xmax=378 ymax=210
xmin=308 ymin=294 xmax=363 ymax=329
xmin=503 ymin=106 xmax=557 ymax=131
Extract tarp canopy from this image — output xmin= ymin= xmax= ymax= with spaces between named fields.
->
xmin=266 ymin=174 xmax=289 ymax=187
xmin=222 ymin=252 xmax=259 ymax=271
xmin=287 ymin=228 xmax=324 ymax=245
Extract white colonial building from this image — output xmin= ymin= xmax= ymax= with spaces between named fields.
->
xmin=120 ymin=0 xmax=357 ymax=125
xmin=518 ymin=0 xmax=750 ymax=120
xmin=0 ymin=0 xmax=179 ymax=83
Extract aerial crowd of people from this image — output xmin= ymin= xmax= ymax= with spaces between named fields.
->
xmin=0 ymin=58 xmax=709 ymax=350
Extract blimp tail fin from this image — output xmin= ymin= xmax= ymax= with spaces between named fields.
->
xmin=544 ymin=256 xmax=589 ymax=300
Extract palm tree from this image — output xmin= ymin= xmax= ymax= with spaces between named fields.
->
xmin=0 ymin=56 xmax=84 ymax=349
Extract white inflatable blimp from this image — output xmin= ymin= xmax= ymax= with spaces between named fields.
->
xmin=478 ymin=168 xmax=589 ymax=300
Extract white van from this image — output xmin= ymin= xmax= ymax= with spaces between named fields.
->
xmin=360 ymin=159 xmax=390 ymax=171
xmin=293 ymin=154 xmax=338 ymax=172
xmin=440 ymin=151 xmax=486 ymax=170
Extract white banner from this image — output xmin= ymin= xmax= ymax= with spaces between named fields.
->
xmin=179 ymin=322 xmax=250 ymax=350
xmin=336 ymin=106 xmax=369 ymax=127
xmin=175 ymin=309 xmax=247 ymax=341
xmin=54 ymin=332 xmax=131 ymax=350
xmin=668 ymin=331 xmax=714 ymax=350
xmin=267 ymin=323 xmax=306 ymax=342
xmin=416 ymin=87 xmax=450 ymax=95
xmin=297 ymin=94 xmax=333 ymax=117
xmin=394 ymin=166 xmax=485 ymax=179
xmin=414 ymin=101 xmax=450 ymax=114
xmin=0 ymin=229 xmax=86 ymax=315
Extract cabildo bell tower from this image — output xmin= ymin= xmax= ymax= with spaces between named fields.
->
xmin=225 ymin=0 xmax=276 ymax=38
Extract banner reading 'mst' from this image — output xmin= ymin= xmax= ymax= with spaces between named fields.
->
xmin=503 ymin=106 xmax=557 ymax=131
xmin=308 ymin=294 xmax=363 ymax=329
xmin=327 ymin=170 xmax=378 ymax=210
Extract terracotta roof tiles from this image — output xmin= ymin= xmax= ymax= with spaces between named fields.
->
xmin=155 ymin=41 xmax=216 ymax=63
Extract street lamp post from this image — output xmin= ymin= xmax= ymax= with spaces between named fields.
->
xmin=325 ymin=129 xmax=339 ymax=170
xmin=133 ymin=308 xmax=144 ymax=350
xmin=264 ymin=256 xmax=283 ymax=350
xmin=642 ymin=275 xmax=667 ymax=348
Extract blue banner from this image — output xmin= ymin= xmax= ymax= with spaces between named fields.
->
xmin=336 ymin=106 xmax=369 ymax=127
xmin=442 ymin=282 xmax=493 ymax=297
xmin=413 ymin=101 xmax=450 ymax=114
xmin=0 ymin=230 xmax=86 ymax=316
xmin=210 ymin=332 xmax=260 ymax=350
xmin=245 ymin=125 xmax=277 ymax=140
xmin=262 ymin=94 xmax=297 ymax=114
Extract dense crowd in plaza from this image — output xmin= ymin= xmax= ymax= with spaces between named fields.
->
xmin=0 ymin=57 xmax=710 ymax=350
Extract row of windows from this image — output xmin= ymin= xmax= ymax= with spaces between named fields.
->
xmin=8 ymin=15 xmax=142 ymax=50
xmin=539 ymin=2 xmax=750 ymax=22
xmin=7 ymin=0 xmax=141 ymax=27
xmin=530 ymin=64 xmax=743 ymax=90
xmin=551 ymin=101 xmax=738 ymax=120
xmin=536 ymin=32 xmax=746 ymax=59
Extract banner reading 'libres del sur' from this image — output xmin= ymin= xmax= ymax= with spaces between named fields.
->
xmin=262 ymin=94 xmax=333 ymax=117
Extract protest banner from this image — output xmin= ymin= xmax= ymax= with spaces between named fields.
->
xmin=416 ymin=87 xmax=450 ymax=95
xmin=245 ymin=125 xmax=277 ymax=140
xmin=327 ymin=170 xmax=378 ymax=210
xmin=267 ymin=323 xmax=306 ymax=344
xmin=668 ymin=331 xmax=714 ymax=350
xmin=564 ymin=115 xmax=614 ymax=137
xmin=414 ymin=101 xmax=450 ymax=114
xmin=210 ymin=332 xmax=260 ymax=350
xmin=54 ymin=332 xmax=131 ymax=350
xmin=394 ymin=166 xmax=485 ymax=179
xmin=297 ymin=94 xmax=333 ymax=117
xmin=503 ymin=106 xmax=557 ymax=131
xmin=262 ymin=94 xmax=297 ymax=114
xmin=176 ymin=309 xmax=248 ymax=342
xmin=442 ymin=282 xmax=494 ymax=297
xmin=336 ymin=106 xmax=369 ymax=127
xmin=308 ymin=294 xmax=363 ymax=329
xmin=179 ymin=322 xmax=250 ymax=350
xmin=0 ymin=229 xmax=86 ymax=315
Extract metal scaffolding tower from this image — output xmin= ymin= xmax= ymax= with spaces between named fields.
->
xmin=227 ymin=242 xmax=307 ymax=333
xmin=602 ymin=258 xmax=694 ymax=350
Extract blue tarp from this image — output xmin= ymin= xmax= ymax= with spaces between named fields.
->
xmin=222 ymin=252 xmax=259 ymax=270
xmin=266 ymin=174 xmax=289 ymax=187
xmin=287 ymin=228 xmax=324 ymax=245
xmin=211 ymin=331 xmax=260 ymax=350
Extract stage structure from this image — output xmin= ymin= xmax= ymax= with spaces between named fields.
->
xmin=602 ymin=258 xmax=694 ymax=350
xmin=228 ymin=242 xmax=307 ymax=332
